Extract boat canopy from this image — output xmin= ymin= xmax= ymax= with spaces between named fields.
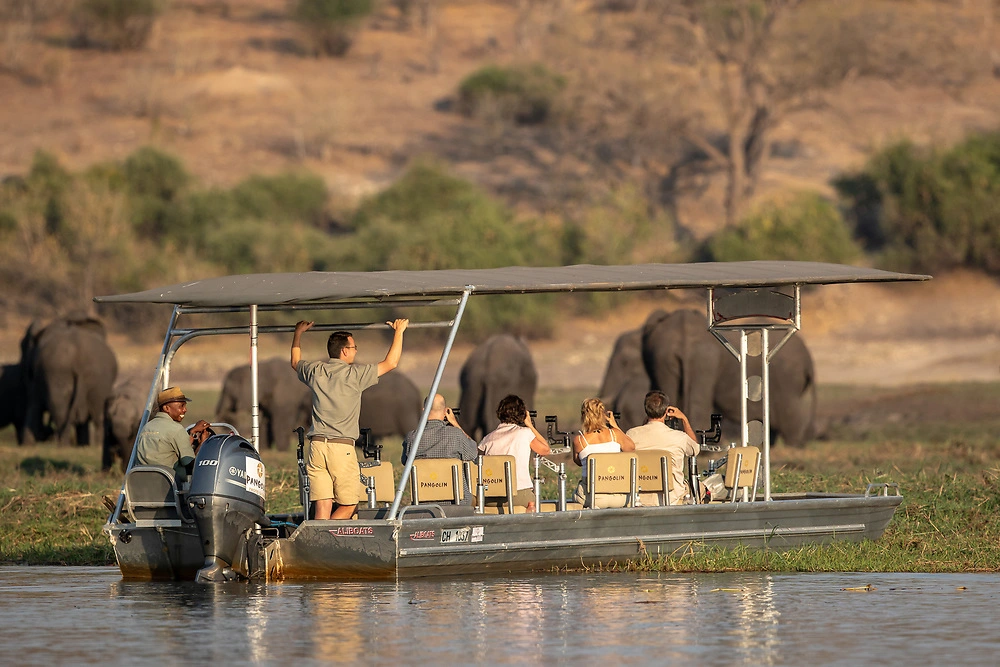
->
xmin=96 ymin=260 xmax=931 ymax=519
xmin=94 ymin=261 xmax=929 ymax=307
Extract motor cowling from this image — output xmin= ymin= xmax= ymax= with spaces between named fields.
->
xmin=187 ymin=434 xmax=267 ymax=583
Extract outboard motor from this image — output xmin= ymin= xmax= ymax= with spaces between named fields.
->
xmin=187 ymin=434 xmax=268 ymax=583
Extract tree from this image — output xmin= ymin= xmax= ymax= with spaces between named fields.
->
xmin=566 ymin=1 xmax=992 ymax=226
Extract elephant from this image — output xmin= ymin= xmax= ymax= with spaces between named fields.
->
xmin=641 ymin=308 xmax=816 ymax=447
xmin=216 ymin=357 xmax=311 ymax=451
xmin=102 ymin=378 xmax=146 ymax=472
xmin=0 ymin=364 xmax=26 ymax=443
xmin=19 ymin=314 xmax=118 ymax=446
xmin=458 ymin=334 xmax=538 ymax=440
xmin=359 ymin=371 xmax=423 ymax=442
xmin=598 ymin=324 xmax=660 ymax=431
xmin=216 ymin=358 xmax=423 ymax=450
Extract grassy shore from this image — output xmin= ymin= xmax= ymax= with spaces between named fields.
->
xmin=1 ymin=383 xmax=998 ymax=572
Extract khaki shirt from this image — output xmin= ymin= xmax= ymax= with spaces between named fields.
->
xmin=135 ymin=411 xmax=195 ymax=476
xmin=627 ymin=420 xmax=699 ymax=505
xmin=296 ymin=359 xmax=378 ymax=440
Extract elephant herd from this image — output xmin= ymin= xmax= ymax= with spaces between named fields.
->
xmin=0 ymin=314 xmax=118 ymax=451
xmin=0 ymin=309 xmax=817 ymax=473
xmin=601 ymin=308 xmax=817 ymax=447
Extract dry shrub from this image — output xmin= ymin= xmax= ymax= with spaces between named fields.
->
xmin=71 ymin=0 xmax=164 ymax=51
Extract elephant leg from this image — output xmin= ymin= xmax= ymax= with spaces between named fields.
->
xmin=75 ymin=421 xmax=90 ymax=447
xmin=270 ymin=409 xmax=293 ymax=452
xmin=101 ymin=425 xmax=114 ymax=471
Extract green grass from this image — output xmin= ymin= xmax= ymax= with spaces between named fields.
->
xmin=2 ymin=383 xmax=998 ymax=571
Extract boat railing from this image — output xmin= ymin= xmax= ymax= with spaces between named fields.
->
xmin=865 ymin=482 xmax=901 ymax=498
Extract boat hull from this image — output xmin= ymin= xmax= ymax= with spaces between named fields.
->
xmin=109 ymin=493 xmax=901 ymax=581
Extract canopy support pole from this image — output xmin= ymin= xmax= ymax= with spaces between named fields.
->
xmin=388 ymin=287 xmax=473 ymax=520
xmin=106 ymin=305 xmax=181 ymax=526
xmin=250 ymin=304 xmax=260 ymax=451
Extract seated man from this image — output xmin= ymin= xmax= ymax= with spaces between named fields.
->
xmin=135 ymin=386 xmax=212 ymax=482
xmin=625 ymin=390 xmax=700 ymax=505
xmin=402 ymin=394 xmax=477 ymax=502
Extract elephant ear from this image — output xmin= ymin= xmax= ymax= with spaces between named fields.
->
xmin=19 ymin=320 xmax=48 ymax=363
xmin=640 ymin=309 xmax=670 ymax=339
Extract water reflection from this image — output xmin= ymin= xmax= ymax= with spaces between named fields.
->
xmin=2 ymin=568 xmax=999 ymax=665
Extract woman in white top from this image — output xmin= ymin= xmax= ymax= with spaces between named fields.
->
xmin=572 ymin=397 xmax=635 ymax=507
xmin=478 ymin=394 xmax=551 ymax=512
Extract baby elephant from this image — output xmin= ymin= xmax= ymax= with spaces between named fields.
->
xmin=102 ymin=380 xmax=146 ymax=472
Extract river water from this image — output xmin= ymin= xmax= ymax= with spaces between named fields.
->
xmin=2 ymin=567 xmax=998 ymax=665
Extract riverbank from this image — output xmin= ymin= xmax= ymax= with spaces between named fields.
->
xmin=2 ymin=383 xmax=997 ymax=572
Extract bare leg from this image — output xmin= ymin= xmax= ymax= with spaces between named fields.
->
xmin=314 ymin=498 xmax=333 ymax=520
xmin=331 ymin=503 xmax=357 ymax=520
xmin=525 ymin=501 xmax=535 ymax=513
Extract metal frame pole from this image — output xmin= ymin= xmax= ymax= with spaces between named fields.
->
xmin=106 ymin=305 xmax=180 ymax=526
xmin=249 ymin=304 xmax=260 ymax=451
xmin=740 ymin=330 xmax=748 ymax=448
xmin=388 ymin=288 xmax=473 ymax=520
xmin=761 ymin=327 xmax=771 ymax=500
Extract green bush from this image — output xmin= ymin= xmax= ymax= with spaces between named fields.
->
xmin=836 ymin=134 xmax=1000 ymax=274
xmin=200 ymin=218 xmax=340 ymax=274
xmin=230 ymin=172 xmax=328 ymax=225
xmin=122 ymin=146 xmax=188 ymax=200
xmin=342 ymin=160 xmax=558 ymax=337
xmin=707 ymin=192 xmax=861 ymax=263
xmin=72 ymin=0 xmax=164 ymax=51
xmin=458 ymin=63 xmax=567 ymax=124
xmin=292 ymin=0 xmax=373 ymax=56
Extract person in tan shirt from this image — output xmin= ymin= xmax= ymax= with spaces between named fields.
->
xmin=625 ymin=390 xmax=699 ymax=505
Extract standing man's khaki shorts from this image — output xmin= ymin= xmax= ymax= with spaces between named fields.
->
xmin=307 ymin=439 xmax=362 ymax=505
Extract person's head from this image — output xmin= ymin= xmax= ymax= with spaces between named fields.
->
xmin=496 ymin=394 xmax=527 ymax=427
xmin=157 ymin=386 xmax=191 ymax=422
xmin=643 ymin=390 xmax=670 ymax=421
xmin=581 ymin=397 xmax=608 ymax=432
xmin=327 ymin=331 xmax=356 ymax=362
xmin=428 ymin=393 xmax=448 ymax=420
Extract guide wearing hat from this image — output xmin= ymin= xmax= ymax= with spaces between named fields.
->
xmin=135 ymin=385 xmax=212 ymax=480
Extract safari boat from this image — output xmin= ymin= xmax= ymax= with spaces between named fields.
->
xmin=97 ymin=261 xmax=927 ymax=582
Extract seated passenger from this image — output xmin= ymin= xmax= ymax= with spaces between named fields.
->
xmin=626 ymin=390 xmax=700 ymax=505
xmin=135 ymin=386 xmax=212 ymax=482
xmin=402 ymin=393 xmax=478 ymax=502
xmin=572 ymin=397 xmax=635 ymax=507
xmin=478 ymin=394 xmax=551 ymax=512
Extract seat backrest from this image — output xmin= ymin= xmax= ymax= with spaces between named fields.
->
xmin=476 ymin=455 xmax=517 ymax=499
xmin=359 ymin=461 xmax=395 ymax=505
xmin=123 ymin=466 xmax=185 ymax=524
xmin=724 ymin=446 xmax=761 ymax=501
xmin=634 ymin=450 xmax=672 ymax=494
xmin=586 ymin=452 xmax=637 ymax=508
xmin=409 ymin=458 xmax=462 ymax=504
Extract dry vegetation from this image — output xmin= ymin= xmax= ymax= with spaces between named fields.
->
xmin=3 ymin=0 xmax=1000 ymax=234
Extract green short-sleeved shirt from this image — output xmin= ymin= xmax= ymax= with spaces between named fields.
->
xmin=296 ymin=359 xmax=378 ymax=439
xmin=135 ymin=411 xmax=196 ymax=475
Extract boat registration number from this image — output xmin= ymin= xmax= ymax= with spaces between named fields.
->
xmin=440 ymin=527 xmax=471 ymax=544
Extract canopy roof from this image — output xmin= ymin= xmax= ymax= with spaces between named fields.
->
xmin=94 ymin=261 xmax=930 ymax=308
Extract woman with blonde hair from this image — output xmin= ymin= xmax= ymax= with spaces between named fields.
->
xmin=572 ymin=397 xmax=635 ymax=507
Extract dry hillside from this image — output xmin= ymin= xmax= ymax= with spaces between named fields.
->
xmin=1 ymin=0 xmax=999 ymax=395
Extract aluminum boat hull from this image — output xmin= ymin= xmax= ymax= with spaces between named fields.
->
xmin=109 ymin=493 xmax=901 ymax=581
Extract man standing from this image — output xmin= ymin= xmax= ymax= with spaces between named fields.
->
xmin=291 ymin=318 xmax=408 ymax=520
xmin=135 ymin=386 xmax=211 ymax=481
xmin=625 ymin=390 xmax=700 ymax=505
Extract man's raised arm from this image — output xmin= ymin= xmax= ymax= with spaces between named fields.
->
xmin=291 ymin=320 xmax=313 ymax=370
xmin=377 ymin=319 xmax=409 ymax=377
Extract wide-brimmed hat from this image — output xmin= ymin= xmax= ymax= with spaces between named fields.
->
xmin=157 ymin=386 xmax=191 ymax=407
